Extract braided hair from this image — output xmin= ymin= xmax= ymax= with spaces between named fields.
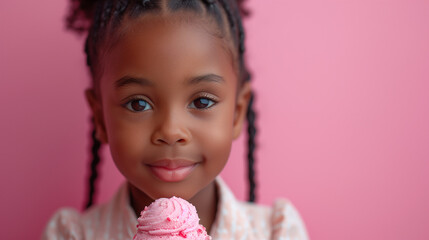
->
xmin=66 ymin=0 xmax=257 ymax=209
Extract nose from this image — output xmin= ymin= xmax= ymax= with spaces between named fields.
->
xmin=151 ymin=112 xmax=191 ymax=146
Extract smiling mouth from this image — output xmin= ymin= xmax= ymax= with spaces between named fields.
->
xmin=147 ymin=159 xmax=198 ymax=182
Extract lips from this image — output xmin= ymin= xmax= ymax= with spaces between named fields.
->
xmin=147 ymin=159 xmax=198 ymax=182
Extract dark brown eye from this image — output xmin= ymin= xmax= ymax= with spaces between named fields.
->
xmin=125 ymin=99 xmax=152 ymax=112
xmin=189 ymin=98 xmax=215 ymax=109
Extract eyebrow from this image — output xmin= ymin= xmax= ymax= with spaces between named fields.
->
xmin=188 ymin=74 xmax=224 ymax=85
xmin=114 ymin=76 xmax=154 ymax=89
xmin=114 ymin=74 xmax=224 ymax=89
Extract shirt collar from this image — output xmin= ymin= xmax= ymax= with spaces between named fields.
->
xmin=118 ymin=177 xmax=253 ymax=239
xmin=210 ymin=177 xmax=255 ymax=239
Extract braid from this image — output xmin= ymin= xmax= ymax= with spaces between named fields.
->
xmin=111 ymin=0 xmax=129 ymax=28
xmin=217 ymin=0 xmax=256 ymax=202
xmin=246 ymin=92 xmax=256 ymax=202
xmin=84 ymin=118 xmax=102 ymax=209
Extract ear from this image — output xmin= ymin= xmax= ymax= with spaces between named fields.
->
xmin=85 ymin=89 xmax=108 ymax=143
xmin=232 ymin=82 xmax=252 ymax=139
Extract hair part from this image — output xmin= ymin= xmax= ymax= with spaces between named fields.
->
xmin=67 ymin=0 xmax=257 ymax=209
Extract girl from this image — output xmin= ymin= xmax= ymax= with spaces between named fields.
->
xmin=43 ymin=0 xmax=309 ymax=239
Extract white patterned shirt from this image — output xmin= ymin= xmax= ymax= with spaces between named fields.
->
xmin=42 ymin=178 xmax=309 ymax=239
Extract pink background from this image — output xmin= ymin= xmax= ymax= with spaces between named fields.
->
xmin=1 ymin=0 xmax=429 ymax=239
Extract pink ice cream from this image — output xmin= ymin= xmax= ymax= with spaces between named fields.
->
xmin=133 ymin=196 xmax=211 ymax=240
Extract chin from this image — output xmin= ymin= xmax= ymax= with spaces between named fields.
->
xmin=147 ymin=182 xmax=201 ymax=201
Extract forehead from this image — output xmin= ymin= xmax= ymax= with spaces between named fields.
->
xmin=100 ymin=13 xmax=237 ymax=86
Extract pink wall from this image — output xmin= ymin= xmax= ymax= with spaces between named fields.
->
xmin=1 ymin=0 xmax=428 ymax=239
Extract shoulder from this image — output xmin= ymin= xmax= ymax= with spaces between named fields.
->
xmin=42 ymin=183 xmax=137 ymax=239
xmin=270 ymin=198 xmax=310 ymax=240
xmin=41 ymin=208 xmax=84 ymax=239
xmin=238 ymin=198 xmax=310 ymax=240
xmin=41 ymin=203 xmax=117 ymax=240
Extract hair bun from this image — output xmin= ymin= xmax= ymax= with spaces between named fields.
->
xmin=236 ymin=0 xmax=250 ymax=18
xmin=66 ymin=0 xmax=100 ymax=34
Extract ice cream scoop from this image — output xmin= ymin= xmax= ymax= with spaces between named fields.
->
xmin=133 ymin=196 xmax=211 ymax=240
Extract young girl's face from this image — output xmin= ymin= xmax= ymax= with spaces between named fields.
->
xmin=87 ymin=13 xmax=250 ymax=201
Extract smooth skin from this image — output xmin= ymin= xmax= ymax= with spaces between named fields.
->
xmin=85 ymin=13 xmax=251 ymax=232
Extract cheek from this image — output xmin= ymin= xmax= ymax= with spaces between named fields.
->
xmin=103 ymin=109 xmax=149 ymax=167
xmin=193 ymin=103 xmax=236 ymax=163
